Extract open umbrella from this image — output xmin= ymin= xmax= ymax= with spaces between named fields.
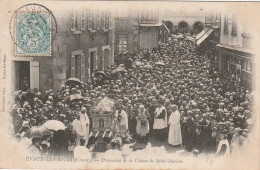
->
xmin=43 ymin=120 xmax=66 ymax=131
xmin=155 ymin=61 xmax=166 ymax=66
xmin=23 ymin=126 xmax=51 ymax=138
xmin=65 ymin=78 xmax=82 ymax=88
xmin=142 ymin=65 xmax=153 ymax=69
xmin=134 ymin=61 xmax=143 ymax=66
xmin=70 ymin=94 xmax=84 ymax=102
xmin=95 ymin=71 xmax=107 ymax=78
xmin=177 ymin=34 xmax=184 ymax=39
xmin=111 ymin=67 xmax=126 ymax=75
xmin=183 ymin=60 xmax=190 ymax=64
xmin=171 ymin=34 xmax=178 ymax=38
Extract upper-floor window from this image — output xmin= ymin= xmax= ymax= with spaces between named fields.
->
xmin=104 ymin=32 xmax=109 ymax=45
xmin=96 ymin=10 xmax=100 ymax=30
xmin=223 ymin=15 xmax=229 ymax=35
xmin=118 ymin=35 xmax=127 ymax=53
xmin=87 ymin=9 xmax=93 ymax=30
xmin=231 ymin=15 xmax=237 ymax=36
xmin=92 ymin=10 xmax=97 ymax=30
xmin=80 ymin=9 xmax=85 ymax=30
xmin=71 ymin=8 xmax=76 ymax=30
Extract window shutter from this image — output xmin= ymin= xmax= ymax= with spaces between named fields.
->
xmin=97 ymin=10 xmax=100 ymax=29
xmin=71 ymin=55 xmax=75 ymax=78
xmin=93 ymin=52 xmax=97 ymax=70
xmin=102 ymin=50 xmax=104 ymax=70
xmin=92 ymin=10 xmax=96 ymax=30
xmin=223 ymin=15 xmax=229 ymax=35
xmin=108 ymin=11 xmax=112 ymax=29
xmin=81 ymin=9 xmax=85 ymax=30
xmin=71 ymin=8 xmax=76 ymax=30
xmin=87 ymin=55 xmax=90 ymax=80
xmin=81 ymin=53 xmax=85 ymax=82
xmin=30 ymin=61 xmax=39 ymax=90
xmin=231 ymin=15 xmax=237 ymax=36
xmin=103 ymin=11 xmax=106 ymax=29
xmin=88 ymin=10 xmax=92 ymax=30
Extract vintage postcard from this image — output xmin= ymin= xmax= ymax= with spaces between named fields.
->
xmin=0 ymin=1 xmax=260 ymax=169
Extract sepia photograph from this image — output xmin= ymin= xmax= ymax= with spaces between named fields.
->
xmin=0 ymin=1 xmax=259 ymax=169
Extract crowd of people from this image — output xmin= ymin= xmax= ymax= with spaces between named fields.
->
xmin=10 ymin=35 xmax=254 ymax=159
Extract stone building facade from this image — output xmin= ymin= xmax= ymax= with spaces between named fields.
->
xmin=161 ymin=8 xmax=206 ymax=35
xmin=203 ymin=11 xmax=255 ymax=89
xmin=114 ymin=9 xmax=140 ymax=54
xmin=11 ymin=7 xmax=114 ymax=93
xmin=217 ymin=12 xmax=255 ymax=89
xmin=114 ymin=9 xmax=166 ymax=54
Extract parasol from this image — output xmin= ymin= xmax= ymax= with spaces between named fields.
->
xmin=142 ymin=65 xmax=153 ymax=69
xmin=23 ymin=126 xmax=51 ymax=138
xmin=177 ymin=34 xmax=184 ymax=39
xmin=171 ymin=34 xmax=178 ymax=38
xmin=65 ymin=78 xmax=82 ymax=88
xmin=183 ymin=60 xmax=190 ymax=64
xmin=111 ymin=67 xmax=126 ymax=75
xmin=94 ymin=71 xmax=107 ymax=78
xmin=155 ymin=61 xmax=166 ymax=66
xmin=134 ymin=61 xmax=143 ymax=66
xmin=43 ymin=120 xmax=66 ymax=131
xmin=70 ymin=94 xmax=84 ymax=102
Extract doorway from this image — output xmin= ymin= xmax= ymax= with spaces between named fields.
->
xmin=178 ymin=21 xmax=189 ymax=33
xmin=90 ymin=51 xmax=95 ymax=75
xmin=75 ymin=55 xmax=81 ymax=80
xmin=193 ymin=22 xmax=204 ymax=34
xmin=15 ymin=61 xmax=30 ymax=91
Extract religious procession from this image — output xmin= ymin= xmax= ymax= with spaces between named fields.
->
xmin=10 ymin=34 xmax=254 ymax=160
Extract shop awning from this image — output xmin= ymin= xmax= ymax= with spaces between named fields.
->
xmin=195 ymin=27 xmax=210 ymax=40
xmin=163 ymin=24 xmax=170 ymax=33
xmin=196 ymin=28 xmax=214 ymax=45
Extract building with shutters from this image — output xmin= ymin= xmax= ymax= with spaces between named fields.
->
xmin=114 ymin=9 xmax=140 ymax=55
xmin=114 ymin=9 xmax=168 ymax=55
xmin=11 ymin=7 xmax=114 ymax=93
xmin=217 ymin=12 xmax=255 ymax=89
xmin=203 ymin=11 xmax=255 ymax=89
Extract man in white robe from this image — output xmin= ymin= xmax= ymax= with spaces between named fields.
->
xmin=72 ymin=107 xmax=90 ymax=146
xmin=113 ymin=105 xmax=130 ymax=142
xmin=168 ymin=104 xmax=182 ymax=146
xmin=114 ymin=106 xmax=128 ymax=133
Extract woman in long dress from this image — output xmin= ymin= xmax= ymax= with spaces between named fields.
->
xmin=136 ymin=105 xmax=150 ymax=143
xmin=168 ymin=104 xmax=182 ymax=146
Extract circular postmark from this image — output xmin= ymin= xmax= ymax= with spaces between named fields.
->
xmin=9 ymin=3 xmax=57 ymax=56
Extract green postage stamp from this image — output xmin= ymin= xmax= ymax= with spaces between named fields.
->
xmin=15 ymin=11 xmax=51 ymax=56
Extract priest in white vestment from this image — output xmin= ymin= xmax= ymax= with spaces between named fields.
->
xmin=153 ymin=101 xmax=168 ymax=141
xmin=168 ymin=104 xmax=182 ymax=146
xmin=72 ymin=107 xmax=90 ymax=146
